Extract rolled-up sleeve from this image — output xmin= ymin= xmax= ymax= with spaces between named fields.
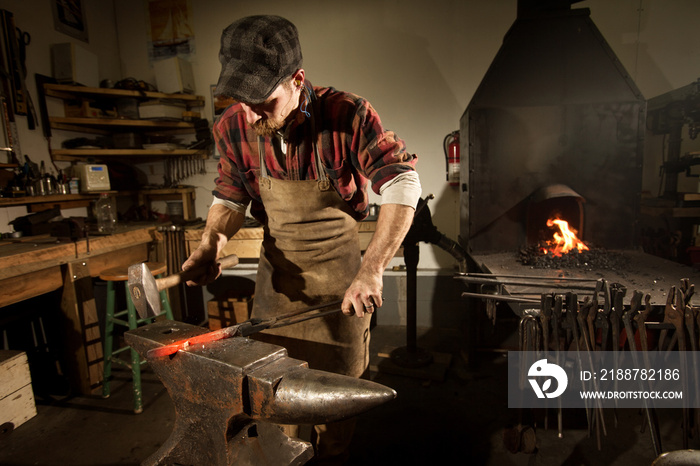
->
xmin=353 ymin=100 xmax=418 ymax=195
xmin=379 ymin=171 xmax=422 ymax=208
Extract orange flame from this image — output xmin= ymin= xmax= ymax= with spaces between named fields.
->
xmin=542 ymin=218 xmax=589 ymax=256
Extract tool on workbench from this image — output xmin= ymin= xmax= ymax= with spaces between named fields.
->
xmin=128 ymin=254 xmax=240 ymax=320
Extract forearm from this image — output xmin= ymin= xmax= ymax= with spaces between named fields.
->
xmin=199 ymin=203 xmax=246 ymax=256
xmin=360 ymin=203 xmax=414 ymax=275
xmin=342 ymin=203 xmax=414 ymax=316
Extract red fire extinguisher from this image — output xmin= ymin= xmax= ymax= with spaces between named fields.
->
xmin=443 ymin=130 xmax=460 ymax=186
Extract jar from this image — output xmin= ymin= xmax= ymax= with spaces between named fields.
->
xmin=95 ymin=193 xmax=117 ymax=234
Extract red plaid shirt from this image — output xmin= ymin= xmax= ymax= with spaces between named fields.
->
xmin=212 ymin=83 xmax=418 ymax=223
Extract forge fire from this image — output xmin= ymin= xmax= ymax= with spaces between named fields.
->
xmin=520 ymin=218 xmax=629 ymax=271
xmin=541 ymin=218 xmax=589 ymax=256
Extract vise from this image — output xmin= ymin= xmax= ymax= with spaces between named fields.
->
xmin=125 ymin=320 xmax=396 ymax=465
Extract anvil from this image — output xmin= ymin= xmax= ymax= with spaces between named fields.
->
xmin=125 ymin=320 xmax=395 ymax=466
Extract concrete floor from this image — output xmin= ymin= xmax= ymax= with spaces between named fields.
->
xmin=0 ymin=324 xmax=697 ymax=466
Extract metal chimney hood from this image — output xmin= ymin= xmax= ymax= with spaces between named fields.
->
xmin=459 ymin=1 xmax=645 ymax=254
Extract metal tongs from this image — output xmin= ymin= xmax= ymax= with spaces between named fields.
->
xmin=456 ymin=272 xmax=599 ymax=304
xmin=147 ymin=300 xmax=343 ymax=359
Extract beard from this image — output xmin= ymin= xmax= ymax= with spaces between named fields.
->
xmin=252 ymin=117 xmax=285 ymax=138
xmin=251 ymin=84 xmax=299 ymax=137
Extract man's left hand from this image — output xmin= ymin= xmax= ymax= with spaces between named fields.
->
xmin=342 ymin=270 xmax=383 ymax=317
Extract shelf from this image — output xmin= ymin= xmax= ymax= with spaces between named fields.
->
xmin=49 ymin=116 xmax=200 ymax=136
xmin=0 ymin=189 xmax=198 ymax=208
xmin=51 ymin=149 xmax=209 ymax=162
xmin=49 ymin=116 xmax=199 ymax=129
xmin=42 ymin=84 xmax=209 ymax=193
xmin=0 ymin=193 xmax=101 ymax=207
xmin=44 ymin=83 xmax=205 ymax=106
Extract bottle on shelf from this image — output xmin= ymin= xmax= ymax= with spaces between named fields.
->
xmin=95 ymin=193 xmax=117 ymax=234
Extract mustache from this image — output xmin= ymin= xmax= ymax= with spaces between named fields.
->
xmin=252 ymin=118 xmax=283 ymax=137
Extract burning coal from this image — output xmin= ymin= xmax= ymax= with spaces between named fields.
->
xmin=519 ymin=246 xmax=630 ymax=271
xmin=520 ymin=218 xmax=629 ymax=271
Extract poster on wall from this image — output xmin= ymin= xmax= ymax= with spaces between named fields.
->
xmin=52 ymin=0 xmax=89 ymax=43
xmin=146 ymin=0 xmax=195 ymax=62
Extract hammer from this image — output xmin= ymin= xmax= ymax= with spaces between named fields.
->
xmin=128 ymin=255 xmax=239 ymax=319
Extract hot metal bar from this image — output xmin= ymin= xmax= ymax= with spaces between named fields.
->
xmin=146 ymin=300 xmax=345 ymax=359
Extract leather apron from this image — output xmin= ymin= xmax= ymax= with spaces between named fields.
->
xmin=251 ymin=132 xmax=371 ymax=379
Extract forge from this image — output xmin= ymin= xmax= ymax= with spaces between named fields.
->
xmin=458 ymin=0 xmax=699 ymax=312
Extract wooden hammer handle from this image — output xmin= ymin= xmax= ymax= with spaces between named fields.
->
xmin=156 ymin=254 xmax=240 ymax=291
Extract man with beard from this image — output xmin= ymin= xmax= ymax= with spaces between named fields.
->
xmin=183 ymin=15 xmax=420 ymax=464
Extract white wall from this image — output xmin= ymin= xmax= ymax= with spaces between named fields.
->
xmin=1 ymin=0 xmax=699 ymax=270
xmin=0 ymin=0 xmax=120 ymax=228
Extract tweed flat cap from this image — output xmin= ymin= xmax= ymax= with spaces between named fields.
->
xmin=215 ymin=15 xmax=303 ymax=104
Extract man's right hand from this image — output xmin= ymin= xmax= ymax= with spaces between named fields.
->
xmin=183 ymin=203 xmax=246 ymax=286
xmin=182 ymin=246 xmax=222 ymax=286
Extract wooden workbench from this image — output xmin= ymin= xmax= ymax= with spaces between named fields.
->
xmin=0 ymin=225 xmax=155 ymax=395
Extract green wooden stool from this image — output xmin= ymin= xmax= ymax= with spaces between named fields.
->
xmin=100 ymin=262 xmax=173 ymax=413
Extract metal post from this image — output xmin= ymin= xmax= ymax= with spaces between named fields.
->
xmin=390 ymin=242 xmax=433 ymax=368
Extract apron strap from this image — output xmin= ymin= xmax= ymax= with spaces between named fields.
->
xmin=257 ymin=137 xmax=271 ymax=189
xmin=307 ymin=86 xmax=331 ymax=190
xmin=258 ymin=137 xmax=270 ymax=179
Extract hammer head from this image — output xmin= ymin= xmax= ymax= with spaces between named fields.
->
xmin=128 ymin=262 xmax=160 ymax=319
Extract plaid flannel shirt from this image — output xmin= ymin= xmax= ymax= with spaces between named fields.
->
xmin=212 ymin=83 xmax=418 ymax=223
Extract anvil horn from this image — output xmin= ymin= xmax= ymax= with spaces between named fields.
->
xmin=247 ymin=357 xmax=396 ymax=425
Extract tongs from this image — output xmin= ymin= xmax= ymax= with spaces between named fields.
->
xmin=147 ymin=299 xmax=343 ymax=359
